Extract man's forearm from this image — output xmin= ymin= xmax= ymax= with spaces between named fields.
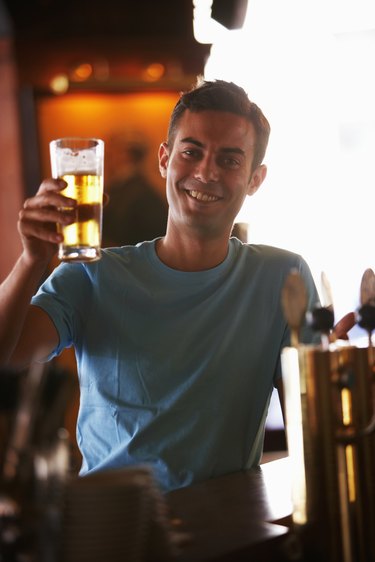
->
xmin=0 ymin=254 xmax=49 ymax=366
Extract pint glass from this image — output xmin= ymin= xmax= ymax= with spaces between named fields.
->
xmin=50 ymin=137 xmax=104 ymax=262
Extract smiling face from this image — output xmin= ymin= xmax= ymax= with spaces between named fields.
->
xmin=159 ymin=109 xmax=266 ymax=241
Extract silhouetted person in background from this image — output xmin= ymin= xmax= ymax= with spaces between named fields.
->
xmin=102 ymin=134 xmax=168 ymax=247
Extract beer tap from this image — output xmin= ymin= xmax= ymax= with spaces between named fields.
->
xmin=281 ymin=268 xmax=308 ymax=348
xmin=357 ymin=268 xmax=375 ymax=349
xmin=305 ymin=271 xmax=335 ymax=349
xmin=280 ymin=268 xmax=375 ymax=562
xmin=282 ymin=269 xmax=335 ymax=349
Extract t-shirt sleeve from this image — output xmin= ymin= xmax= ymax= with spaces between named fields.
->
xmin=31 ymin=262 xmax=92 ymax=359
xmin=295 ymin=255 xmax=321 ymax=345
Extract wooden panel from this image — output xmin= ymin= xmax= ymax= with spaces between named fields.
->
xmin=36 ymin=91 xmax=179 ymax=195
xmin=0 ymin=38 xmax=24 ymax=280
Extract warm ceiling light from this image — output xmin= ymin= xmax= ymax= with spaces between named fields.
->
xmin=50 ymin=74 xmax=69 ymax=94
xmin=71 ymin=63 xmax=93 ymax=82
xmin=143 ymin=63 xmax=165 ymax=81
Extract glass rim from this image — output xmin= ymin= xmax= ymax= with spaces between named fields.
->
xmin=50 ymin=137 xmax=104 ymax=149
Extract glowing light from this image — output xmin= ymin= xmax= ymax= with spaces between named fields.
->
xmin=341 ymin=388 xmax=352 ymax=426
xmin=345 ymin=445 xmax=356 ymax=502
xmin=49 ymin=74 xmax=69 ymax=94
xmin=71 ymin=63 xmax=93 ymax=82
xmin=143 ymin=63 xmax=165 ymax=81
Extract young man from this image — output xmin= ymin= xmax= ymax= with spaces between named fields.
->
xmin=0 ymin=79 xmax=320 ymax=491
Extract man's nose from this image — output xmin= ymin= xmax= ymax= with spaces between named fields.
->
xmin=193 ymin=155 xmax=219 ymax=183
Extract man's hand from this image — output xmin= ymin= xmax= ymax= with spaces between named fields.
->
xmin=18 ymin=178 xmax=76 ymax=265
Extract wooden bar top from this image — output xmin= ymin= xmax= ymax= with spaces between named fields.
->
xmin=166 ymin=457 xmax=293 ymax=561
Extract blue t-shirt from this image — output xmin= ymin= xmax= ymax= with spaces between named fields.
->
xmin=31 ymin=238 xmax=319 ymax=491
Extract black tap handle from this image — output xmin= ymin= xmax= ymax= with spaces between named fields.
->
xmin=357 ymin=304 xmax=375 ymax=333
xmin=306 ymin=307 xmax=335 ymax=333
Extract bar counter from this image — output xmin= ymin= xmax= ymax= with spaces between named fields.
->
xmin=167 ymin=456 xmax=294 ymax=561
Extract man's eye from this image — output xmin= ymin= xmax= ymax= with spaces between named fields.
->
xmin=182 ymin=149 xmax=200 ymax=158
xmin=221 ymin=156 xmax=240 ymax=168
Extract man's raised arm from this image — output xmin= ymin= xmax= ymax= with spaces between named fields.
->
xmin=0 ymin=178 xmax=76 ymax=368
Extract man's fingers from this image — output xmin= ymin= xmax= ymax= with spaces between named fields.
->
xmin=19 ymin=206 xmax=76 ymax=226
xmin=22 ymin=178 xmax=75 ymax=211
xmin=23 ymin=192 xmax=75 ymax=211
xmin=20 ymin=219 xmax=62 ymax=244
xmin=38 ymin=177 xmax=67 ymax=193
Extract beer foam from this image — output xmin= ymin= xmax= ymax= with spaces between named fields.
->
xmin=59 ymin=148 xmax=99 ymax=174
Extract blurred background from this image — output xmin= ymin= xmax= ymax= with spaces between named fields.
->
xmin=1 ymin=0 xmax=375 ymax=461
xmin=0 ymin=0 xmax=210 ymax=277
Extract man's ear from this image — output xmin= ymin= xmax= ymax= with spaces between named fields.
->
xmin=158 ymin=142 xmax=169 ymax=178
xmin=247 ymin=164 xmax=267 ymax=196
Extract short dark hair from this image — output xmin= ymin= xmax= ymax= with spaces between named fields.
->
xmin=167 ymin=78 xmax=271 ymax=170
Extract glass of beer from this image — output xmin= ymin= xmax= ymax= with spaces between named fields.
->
xmin=50 ymin=137 xmax=104 ymax=262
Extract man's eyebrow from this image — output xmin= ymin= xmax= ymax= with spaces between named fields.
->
xmin=180 ymin=137 xmax=246 ymax=156
xmin=221 ymin=147 xmax=246 ymax=156
xmin=180 ymin=137 xmax=204 ymax=147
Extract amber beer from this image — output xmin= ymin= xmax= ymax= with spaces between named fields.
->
xmin=58 ymin=173 xmax=102 ymax=261
xmin=50 ymin=138 xmax=104 ymax=262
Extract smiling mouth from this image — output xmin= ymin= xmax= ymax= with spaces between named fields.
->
xmin=186 ymin=189 xmax=220 ymax=203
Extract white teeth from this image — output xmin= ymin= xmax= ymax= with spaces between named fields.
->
xmin=189 ymin=190 xmax=219 ymax=202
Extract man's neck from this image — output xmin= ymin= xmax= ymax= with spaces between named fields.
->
xmin=155 ymin=230 xmax=231 ymax=272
